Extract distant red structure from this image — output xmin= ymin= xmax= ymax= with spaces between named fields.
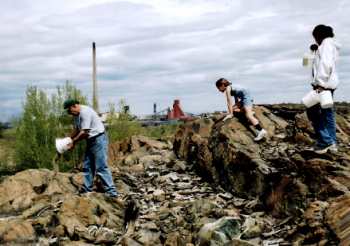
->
xmin=167 ymin=99 xmax=186 ymax=120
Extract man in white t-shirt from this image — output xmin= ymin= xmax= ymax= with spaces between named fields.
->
xmin=64 ymin=99 xmax=118 ymax=197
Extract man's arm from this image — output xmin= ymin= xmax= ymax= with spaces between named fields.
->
xmin=69 ymin=108 xmax=92 ymax=149
xmin=72 ymin=130 xmax=89 ymax=144
xmin=68 ymin=129 xmax=89 ymax=149
xmin=70 ymin=128 xmax=79 ymax=139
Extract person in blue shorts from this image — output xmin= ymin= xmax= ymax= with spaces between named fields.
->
xmin=216 ymin=78 xmax=267 ymax=141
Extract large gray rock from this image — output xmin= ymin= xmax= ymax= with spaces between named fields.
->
xmin=0 ymin=169 xmax=129 ymax=245
xmin=173 ymin=106 xmax=350 ymax=218
xmin=326 ymin=195 xmax=350 ymax=245
xmin=198 ymin=216 xmax=241 ymax=246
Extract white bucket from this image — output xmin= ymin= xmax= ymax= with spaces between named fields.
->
xmin=55 ymin=137 xmax=72 ymax=154
xmin=319 ymin=90 xmax=333 ymax=108
xmin=302 ymin=90 xmax=319 ymax=108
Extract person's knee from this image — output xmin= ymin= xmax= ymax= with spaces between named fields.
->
xmin=96 ymin=161 xmax=109 ymax=171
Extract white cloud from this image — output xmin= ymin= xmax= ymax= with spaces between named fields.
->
xmin=0 ymin=0 xmax=349 ymax=121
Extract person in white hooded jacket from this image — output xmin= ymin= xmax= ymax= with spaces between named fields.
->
xmin=306 ymin=24 xmax=340 ymax=154
xmin=311 ymin=31 xmax=340 ymax=90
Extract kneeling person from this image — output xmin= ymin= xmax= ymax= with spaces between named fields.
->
xmin=216 ymin=78 xmax=267 ymax=141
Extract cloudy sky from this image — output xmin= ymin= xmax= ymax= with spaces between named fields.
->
xmin=0 ymin=0 xmax=349 ymax=120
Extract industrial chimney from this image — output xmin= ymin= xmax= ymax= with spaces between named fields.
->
xmin=92 ymin=42 xmax=99 ymax=113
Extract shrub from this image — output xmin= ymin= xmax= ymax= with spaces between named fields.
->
xmin=106 ymin=100 xmax=144 ymax=142
xmin=15 ymin=81 xmax=88 ymax=171
xmin=0 ymin=122 xmax=4 ymax=138
xmin=143 ymin=124 xmax=180 ymax=140
xmin=106 ymin=99 xmax=181 ymax=142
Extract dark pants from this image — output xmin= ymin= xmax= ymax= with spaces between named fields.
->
xmin=306 ymin=104 xmax=337 ymax=147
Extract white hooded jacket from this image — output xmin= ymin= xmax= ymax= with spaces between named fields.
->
xmin=312 ymin=37 xmax=341 ymax=89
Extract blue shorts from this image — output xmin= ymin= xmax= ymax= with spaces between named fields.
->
xmin=235 ymin=90 xmax=253 ymax=107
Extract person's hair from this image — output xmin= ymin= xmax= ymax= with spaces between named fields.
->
xmin=215 ymin=78 xmax=231 ymax=88
xmin=310 ymin=44 xmax=318 ymax=52
xmin=312 ymin=25 xmax=334 ymax=44
xmin=63 ymin=99 xmax=80 ymax=109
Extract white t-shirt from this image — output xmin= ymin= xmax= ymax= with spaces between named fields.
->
xmin=74 ymin=105 xmax=105 ymax=138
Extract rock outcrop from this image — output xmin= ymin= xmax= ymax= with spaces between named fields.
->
xmin=0 ymin=169 xmax=128 ymax=245
xmin=326 ymin=195 xmax=350 ymax=246
xmin=174 ymin=104 xmax=350 ymax=244
xmin=0 ymin=104 xmax=349 ymax=245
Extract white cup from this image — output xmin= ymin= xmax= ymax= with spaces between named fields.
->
xmin=302 ymin=52 xmax=315 ymax=67
xmin=55 ymin=137 xmax=73 ymax=154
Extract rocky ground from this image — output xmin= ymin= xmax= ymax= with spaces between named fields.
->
xmin=0 ymin=104 xmax=350 ymax=245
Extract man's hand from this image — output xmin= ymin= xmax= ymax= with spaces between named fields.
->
xmin=67 ymin=142 xmax=75 ymax=150
xmin=68 ymin=130 xmax=89 ymax=150
xmin=222 ymin=114 xmax=233 ymax=122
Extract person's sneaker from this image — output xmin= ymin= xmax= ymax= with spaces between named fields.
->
xmin=329 ymin=144 xmax=338 ymax=153
xmin=105 ymin=193 xmax=118 ymax=198
xmin=314 ymin=144 xmax=332 ymax=154
xmin=76 ymin=189 xmax=90 ymax=196
xmin=254 ymin=129 xmax=267 ymax=141
xmin=305 ymin=145 xmax=317 ymax=151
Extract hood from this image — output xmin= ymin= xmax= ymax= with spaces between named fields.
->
xmin=323 ymin=37 xmax=341 ymax=51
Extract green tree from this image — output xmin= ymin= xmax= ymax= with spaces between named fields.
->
xmin=106 ymin=99 xmax=143 ymax=142
xmin=15 ymin=81 xmax=88 ymax=171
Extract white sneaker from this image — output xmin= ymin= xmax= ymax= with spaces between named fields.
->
xmin=314 ymin=145 xmax=332 ymax=154
xmin=329 ymin=144 xmax=338 ymax=153
xmin=254 ymin=129 xmax=267 ymax=141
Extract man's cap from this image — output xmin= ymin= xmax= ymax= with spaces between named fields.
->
xmin=63 ymin=99 xmax=79 ymax=109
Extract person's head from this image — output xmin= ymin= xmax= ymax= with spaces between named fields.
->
xmin=215 ymin=78 xmax=231 ymax=93
xmin=63 ymin=99 xmax=80 ymax=116
xmin=312 ymin=24 xmax=334 ymax=45
xmin=310 ymin=44 xmax=318 ymax=52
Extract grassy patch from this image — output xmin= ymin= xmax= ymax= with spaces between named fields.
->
xmin=142 ymin=124 xmax=180 ymax=140
xmin=0 ymin=128 xmax=16 ymax=175
xmin=107 ymin=118 xmax=181 ymax=143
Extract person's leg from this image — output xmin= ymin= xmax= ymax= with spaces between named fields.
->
xmin=81 ymin=146 xmax=95 ymax=193
xmin=306 ymin=104 xmax=320 ymax=144
xmin=322 ymin=107 xmax=337 ymax=144
xmin=306 ymin=104 xmax=334 ymax=154
xmin=93 ymin=134 xmax=118 ymax=197
xmin=240 ymin=90 xmax=266 ymax=141
xmin=316 ymin=109 xmax=333 ymax=147
xmin=243 ymin=105 xmax=266 ymax=141
xmin=243 ymin=106 xmax=259 ymax=126
xmin=306 ymin=104 xmax=330 ymax=147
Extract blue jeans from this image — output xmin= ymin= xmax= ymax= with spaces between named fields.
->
xmin=82 ymin=133 xmax=117 ymax=196
xmin=306 ymin=104 xmax=337 ymax=147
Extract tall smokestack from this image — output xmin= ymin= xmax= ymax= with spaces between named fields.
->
xmin=92 ymin=42 xmax=99 ymax=113
xmin=153 ymin=103 xmax=157 ymax=114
